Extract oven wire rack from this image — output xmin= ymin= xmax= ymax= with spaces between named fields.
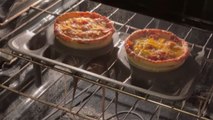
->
xmin=0 ymin=0 xmax=213 ymax=120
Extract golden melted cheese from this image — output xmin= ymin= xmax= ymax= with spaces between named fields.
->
xmin=58 ymin=17 xmax=110 ymax=40
xmin=133 ymin=37 xmax=184 ymax=60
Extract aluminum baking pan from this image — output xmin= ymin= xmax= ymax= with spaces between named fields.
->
xmin=8 ymin=22 xmax=203 ymax=101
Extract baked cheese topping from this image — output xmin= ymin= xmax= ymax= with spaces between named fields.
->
xmin=57 ymin=17 xmax=111 ymax=40
xmin=133 ymin=37 xmax=184 ymax=61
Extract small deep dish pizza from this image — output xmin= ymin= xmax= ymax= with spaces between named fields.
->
xmin=125 ymin=29 xmax=189 ymax=72
xmin=54 ymin=11 xmax=115 ymax=50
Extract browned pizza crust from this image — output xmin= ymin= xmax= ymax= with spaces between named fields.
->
xmin=54 ymin=11 xmax=115 ymax=50
xmin=125 ymin=29 xmax=189 ymax=72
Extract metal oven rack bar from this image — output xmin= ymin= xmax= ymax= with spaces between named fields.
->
xmin=0 ymin=0 xmax=64 ymax=42
xmin=0 ymin=0 xmax=43 ymax=27
xmin=1 ymin=0 xmax=213 ymax=120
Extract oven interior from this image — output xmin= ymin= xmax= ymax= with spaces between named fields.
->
xmin=0 ymin=0 xmax=213 ymax=120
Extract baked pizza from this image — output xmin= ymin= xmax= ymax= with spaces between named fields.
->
xmin=54 ymin=11 xmax=115 ymax=50
xmin=125 ymin=29 xmax=189 ymax=72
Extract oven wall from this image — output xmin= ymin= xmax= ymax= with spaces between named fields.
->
xmin=91 ymin=0 xmax=213 ymax=31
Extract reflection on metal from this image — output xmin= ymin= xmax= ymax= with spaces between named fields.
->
xmin=0 ymin=0 xmax=42 ymax=26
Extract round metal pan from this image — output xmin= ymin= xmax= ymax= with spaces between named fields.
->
xmin=46 ymin=24 xmax=115 ymax=58
xmin=117 ymin=44 xmax=201 ymax=96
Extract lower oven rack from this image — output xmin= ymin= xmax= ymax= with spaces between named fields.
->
xmin=0 ymin=0 xmax=213 ymax=120
xmin=1 ymin=49 xmax=212 ymax=120
xmin=0 ymin=52 xmax=212 ymax=120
